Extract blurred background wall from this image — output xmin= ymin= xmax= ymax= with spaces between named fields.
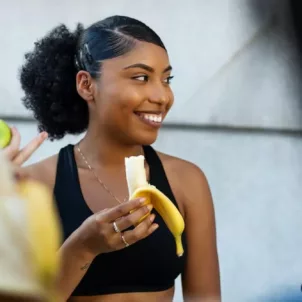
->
xmin=1 ymin=1 xmax=302 ymax=301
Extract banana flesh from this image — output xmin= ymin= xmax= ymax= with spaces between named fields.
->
xmin=0 ymin=152 xmax=62 ymax=301
xmin=125 ymin=155 xmax=185 ymax=257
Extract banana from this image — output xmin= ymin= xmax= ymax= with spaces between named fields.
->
xmin=17 ymin=179 xmax=62 ymax=301
xmin=125 ymin=155 xmax=185 ymax=257
xmin=0 ymin=152 xmax=62 ymax=301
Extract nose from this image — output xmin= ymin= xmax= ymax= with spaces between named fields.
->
xmin=148 ymin=83 xmax=169 ymax=105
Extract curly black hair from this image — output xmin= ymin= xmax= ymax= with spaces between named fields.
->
xmin=20 ymin=23 xmax=87 ymax=140
xmin=19 ymin=16 xmax=166 ymax=140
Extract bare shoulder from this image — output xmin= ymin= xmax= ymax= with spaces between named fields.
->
xmin=157 ymin=150 xmax=205 ymax=176
xmin=156 ymin=150 xmax=212 ymax=216
xmin=21 ymin=154 xmax=59 ymax=190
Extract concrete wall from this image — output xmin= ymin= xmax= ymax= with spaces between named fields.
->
xmin=1 ymin=1 xmax=302 ymax=301
xmin=2 ymin=0 xmax=301 ymax=130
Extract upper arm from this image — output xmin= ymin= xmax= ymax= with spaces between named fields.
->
xmin=179 ymin=162 xmax=221 ymax=301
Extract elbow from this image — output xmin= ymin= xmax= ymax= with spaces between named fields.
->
xmin=183 ymin=293 xmax=221 ymax=302
xmin=182 ymin=282 xmax=221 ymax=302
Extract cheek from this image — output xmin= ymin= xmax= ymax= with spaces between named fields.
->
xmin=111 ymin=85 xmax=143 ymax=109
xmin=166 ymin=90 xmax=174 ymax=111
xmin=97 ymin=85 xmax=144 ymax=121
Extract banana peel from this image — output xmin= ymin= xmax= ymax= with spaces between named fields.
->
xmin=125 ymin=155 xmax=185 ymax=257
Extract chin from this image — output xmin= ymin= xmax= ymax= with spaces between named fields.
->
xmin=132 ymin=130 xmax=159 ymax=146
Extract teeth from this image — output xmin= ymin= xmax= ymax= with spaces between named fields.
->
xmin=140 ymin=114 xmax=162 ymax=123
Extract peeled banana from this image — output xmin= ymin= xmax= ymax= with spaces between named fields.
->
xmin=0 ymin=152 xmax=62 ymax=301
xmin=125 ymin=155 xmax=185 ymax=257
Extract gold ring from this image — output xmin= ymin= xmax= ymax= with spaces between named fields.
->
xmin=113 ymin=221 xmax=120 ymax=233
xmin=121 ymin=234 xmax=130 ymax=247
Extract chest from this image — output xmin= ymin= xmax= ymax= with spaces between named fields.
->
xmin=77 ymin=165 xmax=152 ymax=214
xmin=54 ymin=148 xmax=188 ymax=295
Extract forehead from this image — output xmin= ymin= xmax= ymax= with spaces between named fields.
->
xmin=101 ymin=41 xmax=170 ymax=72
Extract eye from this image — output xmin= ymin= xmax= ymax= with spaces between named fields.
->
xmin=164 ymin=76 xmax=174 ymax=85
xmin=132 ymin=75 xmax=149 ymax=82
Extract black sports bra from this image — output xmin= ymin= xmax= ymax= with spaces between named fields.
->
xmin=54 ymin=144 xmax=187 ymax=296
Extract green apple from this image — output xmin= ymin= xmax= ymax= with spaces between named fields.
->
xmin=0 ymin=119 xmax=12 ymax=148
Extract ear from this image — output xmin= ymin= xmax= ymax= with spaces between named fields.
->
xmin=76 ymin=71 xmax=95 ymax=103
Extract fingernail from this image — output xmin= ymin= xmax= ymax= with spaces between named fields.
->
xmin=41 ymin=132 xmax=48 ymax=139
xmin=139 ymin=197 xmax=146 ymax=203
xmin=147 ymin=204 xmax=153 ymax=211
xmin=152 ymin=224 xmax=159 ymax=231
xmin=149 ymin=214 xmax=155 ymax=222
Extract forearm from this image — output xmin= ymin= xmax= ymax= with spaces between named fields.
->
xmin=56 ymin=233 xmax=95 ymax=301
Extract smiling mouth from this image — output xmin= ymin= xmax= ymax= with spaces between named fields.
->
xmin=134 ymin=112 xmax=163 ymax=128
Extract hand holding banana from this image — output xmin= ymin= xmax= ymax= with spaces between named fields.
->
xmin=125 ymin=155 xmax=185 ymax=257
xmin=74 ymin=198 xmax=158 ymax=257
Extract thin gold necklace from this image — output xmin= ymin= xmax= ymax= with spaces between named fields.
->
xmin=76 ymin=144 xmax=143 ymax=205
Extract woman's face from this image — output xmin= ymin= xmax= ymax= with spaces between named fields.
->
xmin=92 ymin=41 xmax=174 ymax=146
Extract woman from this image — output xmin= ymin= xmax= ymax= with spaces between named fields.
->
xmin=4 ymin=15 xmax=221 ymax=301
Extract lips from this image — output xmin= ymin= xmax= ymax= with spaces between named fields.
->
xmin=134 ymin=112 xmax=163 ymax=128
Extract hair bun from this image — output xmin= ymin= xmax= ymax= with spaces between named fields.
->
xmin=19 ymin=23 xmax=88 ymax=140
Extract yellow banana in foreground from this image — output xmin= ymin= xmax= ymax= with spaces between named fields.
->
xmin=0 ymin=152 xmax=62 ymax=301
xmin=17 ymin=179 xmax=62 ymax=301
xmin=125 ymin=155 xmax=185 ymax=257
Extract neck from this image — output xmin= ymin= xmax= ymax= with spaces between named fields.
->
xmin=77 ymin=125 xmax=144 ymax=169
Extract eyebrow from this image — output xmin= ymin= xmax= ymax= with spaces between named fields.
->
xmin=123 ymin=63 xmax=172 ymax=73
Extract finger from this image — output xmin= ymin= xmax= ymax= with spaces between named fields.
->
xmin=13 ymin=131 xmax=48 ymax=166
xmin=2 ymin=127 xmax=21 ymax=160
xmin=122 ymin=213 xmax=158 ymax=246
xmin=102 ymin=197 xmax=147 ymax=222
xmin=114 ymin=204 xmax=153 ymax=232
